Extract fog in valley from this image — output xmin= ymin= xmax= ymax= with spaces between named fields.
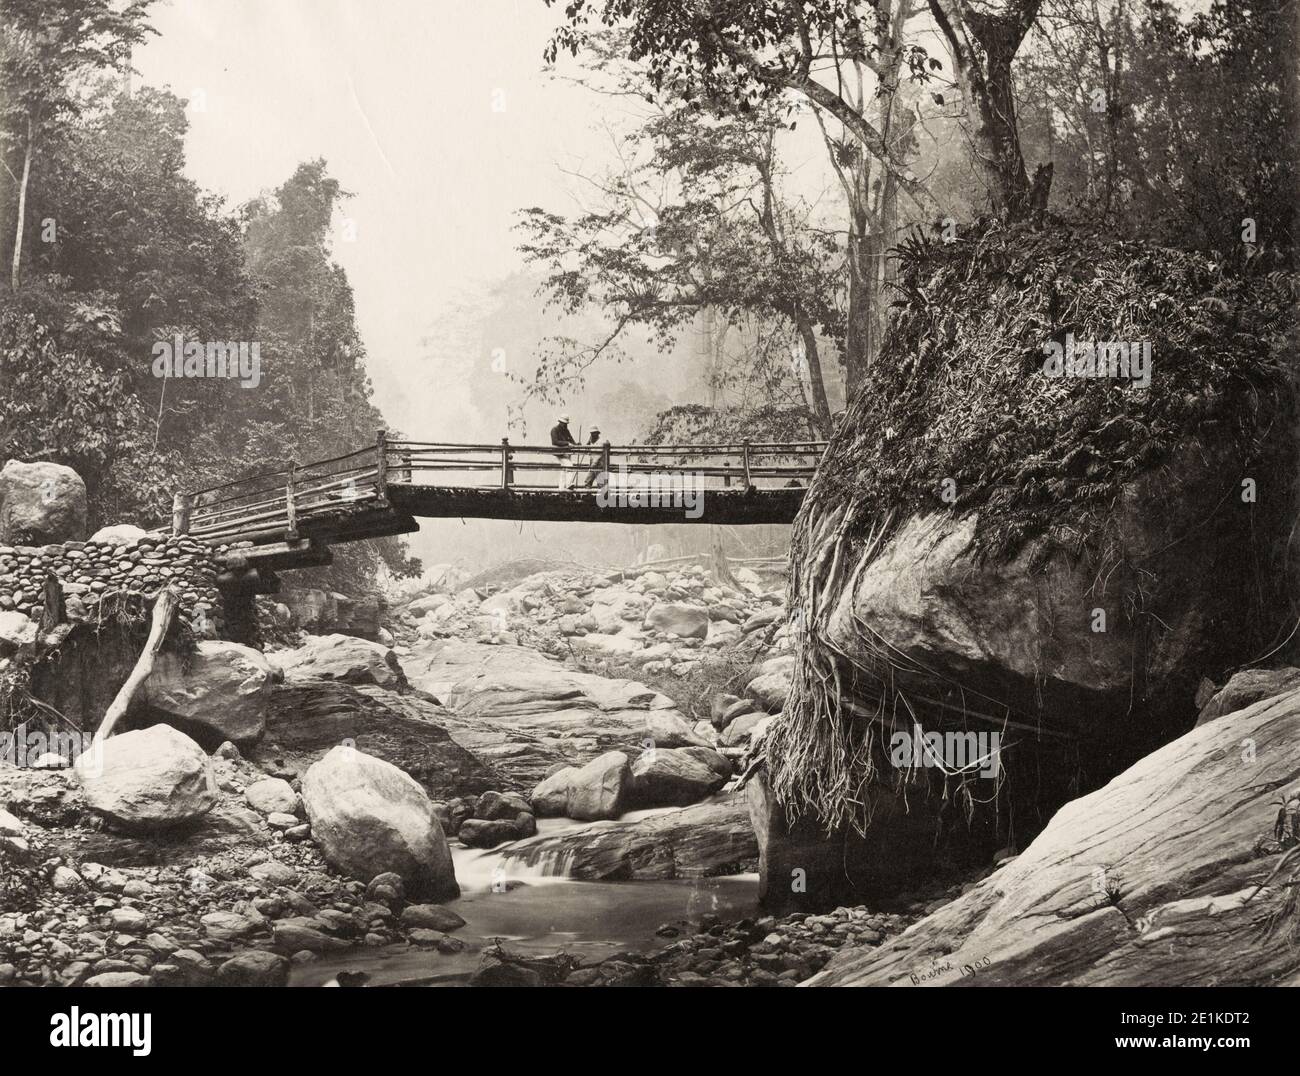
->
xmin=130 ymin=0 xmax=865 ymax=572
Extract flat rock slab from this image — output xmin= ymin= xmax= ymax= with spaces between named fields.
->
xmin=272 ymin=634 xmax=405 ymax=689
xmin=809 ymin=686 xmax=1300 ymax=987
xmin=261 ymin=680 xmax=502 ymax=799
xmin=398 ymin=640 xmax=705 ymax=785
xmin=406 ymin=639 xmax=678 ymax=718
xmin=501 ymin=796 xmax=757 ymax=881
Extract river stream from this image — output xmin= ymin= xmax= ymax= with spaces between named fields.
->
xmin=289 ymin=811 xmax=760 ymax=986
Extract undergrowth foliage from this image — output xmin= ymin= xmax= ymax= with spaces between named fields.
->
xmin=0 ymin=591 xmax=199 ymax=741
xmin=766 ymin=221 xmax=1299 ymax=835
xmin=820 ymin=221 xmax=1296 ymax=562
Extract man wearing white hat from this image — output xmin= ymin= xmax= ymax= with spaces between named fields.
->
xmin=550 ymin=413 xmax=577 ymax=488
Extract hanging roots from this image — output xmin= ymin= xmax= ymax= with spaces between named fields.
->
xmin=764 ymin=222 xmax=1298 ymax=836
xmin=766 ymin=499 xmax=916 ymax=835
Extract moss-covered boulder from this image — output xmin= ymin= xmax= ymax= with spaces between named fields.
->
xmin=764 ymin=225 xmax=1299 ymax=902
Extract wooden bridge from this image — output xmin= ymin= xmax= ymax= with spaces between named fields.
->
xmin=171 ymin=432 xmax=825 ymax=589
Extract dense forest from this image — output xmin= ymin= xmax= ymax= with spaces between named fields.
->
xmin=1 ymin=0 xmax=1295 ymax=580
xmin=520 ymin=0 xmax=1295 ymax=439
xmin=1 ymin=0 xmax=1299 ymax=1003
xmin=0 ymin=0 xmax=418 ymax=590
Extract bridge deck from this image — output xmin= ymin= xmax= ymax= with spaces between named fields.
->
xmin=174 ymin=435 xmax=825 ymax=575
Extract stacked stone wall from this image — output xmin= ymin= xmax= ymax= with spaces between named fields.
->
xmin=0 ymin=534 xmax=223 ymax=635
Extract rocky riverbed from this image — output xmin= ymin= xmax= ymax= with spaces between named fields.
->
xmin=0 ymin=556 xmax=812 ymax=987
xmin=6 ymin=543 xmax=1300 ymax=989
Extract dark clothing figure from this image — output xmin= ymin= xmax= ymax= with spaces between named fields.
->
xmin=551 ymin=417 xmax=576 ymax=489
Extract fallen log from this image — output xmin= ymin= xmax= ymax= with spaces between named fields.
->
xmin=93 ymin=585 xmax=180 ymax=744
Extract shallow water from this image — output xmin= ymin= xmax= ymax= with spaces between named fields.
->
xmin=289 ymin=814 xmax=760 ymax=987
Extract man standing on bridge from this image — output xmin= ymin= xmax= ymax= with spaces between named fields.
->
xmin=551 ymin=413 xmax=577 ymax=488
xmin=581 ymin=426 xmax=607 ymax=488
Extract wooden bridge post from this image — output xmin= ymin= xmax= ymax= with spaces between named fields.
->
xmin=742 ymin=441 xmax=752 ymax=489
xmin=500 ymin=438 xmax=512 ymax=489
xmin=601 ymin=440 xmax=611 ymax=483
xmin=171 ymin=492 xmax=192 ymax=537
xmin=374 ymin=428 xmax=389 ymax=505
xmin=285 ymin=460 xmax=299 ymax=541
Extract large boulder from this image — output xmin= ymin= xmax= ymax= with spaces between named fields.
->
xmin=139 ymin=641 xmax=272 ymax=746
xmin=565 ymin=751 xmax=632 ymax=821
xmin=74 ymin=725 xmax=216 ymax=832
xmin=742 ymin=607 xmax=784 ymax=634
xmin=643 ymin=709 xmax=712 ymax=749
xmin=746 ymin=654 xmax=793 ymax=712
xmin=529 ymin=751 xmax=632 ymax=821
xmin=407 ymin=592 xmax=451 ymax=617
xmin=1197 ymin=667 xmax=1300 ymax=727
xmin=810 ymin=686 xmax=1300 ymax=986
xmin=765 ymin=448 xmax=1298 ymax=899
xmin=721 ymin=710 xmax=768 ymax=748
xmin=261 ymin=680 xmax=500 ymax=800
xmin=300 ymin=745 xmax=458 ymax=900
xmin=764 ymin=229 xmax=1297 ymax=904
xmin=0 ymin=460 xmax=87 ymax=544
xmin=644 ymin=602 xmax=708 ymax=639
xmin=279 ymin=589 xmax=385 ymax=640
xmin=530 ymin=766 xmax=578 ymax=816
xmin=629 ymin=747 xmax=729 ymax=807
xmin=216 ymin=950 xmax=289 ymax=987
xmin=458 ymin=818 xmax=525 ymax=848
xmin=272 ymin=634 xmax=404 ymax=688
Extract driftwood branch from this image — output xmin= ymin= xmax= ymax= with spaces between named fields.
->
xmin=93 ymin=586 xmax=181 ymax=744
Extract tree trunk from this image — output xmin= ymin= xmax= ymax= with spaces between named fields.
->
xmin=11 ymin=118 xmax=32 ymax=293
xmin=979 ymin=28 xmax=1031 ymax=216
xmin=710 ymin=528 xmax=742 ymax=590
xmin=795 ymin=315 xmax=832 ymax=436
xmin=753 ymin=151 xmax=836 ymax=433
xmin=870 ymin=3 xmax=905 ymax=364
xmin=929 ymin=0 xmax=1044 ymax=219
xmin=842 ymin=202 xmax=873 ymax=397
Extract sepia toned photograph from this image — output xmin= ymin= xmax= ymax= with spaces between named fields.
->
xmin=0 ymin=0 xmax=1296 ymax=1047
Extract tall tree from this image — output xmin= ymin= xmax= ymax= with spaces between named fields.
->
xmin=519 ymin=49 xmax=843 ymax=434
xmin=1017 ymin=0 xmax=1295 ymax=256
xmin=0 ymin=0 xmax=153 ymax=291
xmin=926 ymin=0 xmax=1047 ymax=218
xmin=240 ymin=160 xmax=420 ymax=589
xmin=546 ymin=0 xmax=946 ymax=386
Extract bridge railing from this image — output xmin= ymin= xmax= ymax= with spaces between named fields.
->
xmin=389 ymin=438 xmax=826 ymax=493
xmin=181 ymin=443 xmax=385 ymax=542
xmin=177 ymin=432 xmax=826 ymax=541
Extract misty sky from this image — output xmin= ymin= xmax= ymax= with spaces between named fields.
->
xmin=128 ymin=0 xmax=843 ymax=569
xmin=133 ymin=0 xmax=649 ymax=438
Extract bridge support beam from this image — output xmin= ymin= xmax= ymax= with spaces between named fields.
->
xmin=216 ymin=567 xmax=274 ymax=647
